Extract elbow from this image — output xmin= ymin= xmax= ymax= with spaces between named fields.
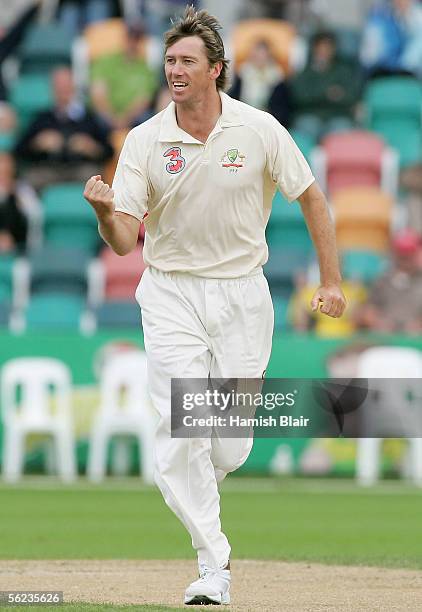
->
xmin=113 ymin=245 xmax=133 ymax=256
xmin=113 ymin=239 xmax=138 ymax=256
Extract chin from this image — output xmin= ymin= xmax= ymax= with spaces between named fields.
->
xmin=172 ymin=92 xmax=191 ymax=104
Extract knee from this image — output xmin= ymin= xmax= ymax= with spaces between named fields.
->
xmin=212 ymin=438 xmax=254 ymax=475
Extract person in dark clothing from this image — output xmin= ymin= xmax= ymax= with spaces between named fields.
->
xmin=290 ymin=30 xmax=363 ymax=140
xmin=267 ymin=81 xmax=290 ymax=127
xmin=228 ymin=40 xmax=290 ymax=126
xmin=0 ymin=1 xmax=40 ymax=101
xmin=15 ymin=66 xmax=114 ymax=190
xmin=0 ymin=153 xmax=27 ymax=253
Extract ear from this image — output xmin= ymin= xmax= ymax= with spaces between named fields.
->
xmin=209 ymin=61 xmax=223 ymax=82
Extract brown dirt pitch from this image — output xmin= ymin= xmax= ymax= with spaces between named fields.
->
xmin=1 ymin=559 xmax=421 ymax=611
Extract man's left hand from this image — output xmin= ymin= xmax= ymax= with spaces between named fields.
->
xmin=311 ymin=285 xmax=347 ymax=318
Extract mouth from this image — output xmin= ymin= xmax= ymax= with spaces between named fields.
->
xmin=172 ymin=81 xmax=188 ymax=91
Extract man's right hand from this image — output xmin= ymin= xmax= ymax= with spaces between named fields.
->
xmin=83 ymin=175 xmax=114 ymax=220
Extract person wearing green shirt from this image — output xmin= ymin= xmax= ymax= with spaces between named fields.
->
xmin=90 ymin=21 xmax=158 ymax=129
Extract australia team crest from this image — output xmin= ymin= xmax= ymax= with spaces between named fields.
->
xmin=221 ymin=148 xmax=246 ymax=168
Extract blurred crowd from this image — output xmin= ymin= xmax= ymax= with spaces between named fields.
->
xmin=1 ymin=0 xmax=422 ymax=336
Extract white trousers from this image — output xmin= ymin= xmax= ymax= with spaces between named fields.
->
xmin=136 ymin=266 xmax=274 ymax=569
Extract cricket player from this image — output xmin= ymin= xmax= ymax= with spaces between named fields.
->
xmin=84 ymin=6 xmax=346 ymax=606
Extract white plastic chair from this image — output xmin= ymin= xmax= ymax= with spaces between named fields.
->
xmin=1 ymin=357 xmax=76 ymax=482
xmin=87 ymin=350 xmax=155 ymax=484
xmin=356 ymin=347 xmax=422 ymax=486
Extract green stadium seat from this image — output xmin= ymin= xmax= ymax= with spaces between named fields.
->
xmin=10 ymin=74 xmax=52 ymax=132
xmin=0 ymin=131 xmax=16 ymax=152
xmin=364 ymin=77 xmax=422 ymax=167
xmin=18 ymin=23 xmax=73 ymax=74
xmin=30 ymin=245 xmax=90 ymax=296
xmin=289 ymin=130 xmax=315 ymax=161
xmin=272 ymin=296 xmax=290 ymax=331
xmin=267 ymin=191 xmax=313 ymax=253
xmin=341 ymin=250 xmax=388 ymax=284
xmin=0 ymin=301 xmax=11 ymax=327
xmin=0 ymin=255 xmax=15 ymax=303
xmin=264 ymin=246 xmax=309 ymax=299
xmin=25 ymin=293 xmax=85 ymax=330
xmin=94 ymin=300 xmax=141 ymax=329
xmin=41 ymin=183 xmax=100 ymax=254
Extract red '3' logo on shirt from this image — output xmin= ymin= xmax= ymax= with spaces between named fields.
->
xmin=163 ymin=147 xmax=186 ymax=174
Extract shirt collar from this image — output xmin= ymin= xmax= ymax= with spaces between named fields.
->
xmin=158 ymin=91 xmax=244 ymax=143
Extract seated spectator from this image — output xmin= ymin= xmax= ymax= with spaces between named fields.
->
xmin=0 ymin=153 xmax=28 ymax=253
xmin=290 ymin=31 xmax=363 ymax=141
xmin=90 ymin=20 xmax=159 ymax=130
xmin=360 ymin=0 xmax=422 ymax=78
xmin=0 ymin=3 xmax=49 ymax=153
xmin=290 ymin=275 xmax=367 ymax=337
xmin=229 ymin=40 xmax=288 ymax=120
xmin=355 ymin=229 xmax=422 ymax=335
xmin=0 ymin=1 xmax=40 ymax=101
xmin=15 ymin=66 xmax=114 ymax=190
xmin=57 ymin=0 xmax=114 ymax=38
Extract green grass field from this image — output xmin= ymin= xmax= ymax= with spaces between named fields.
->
xmin=0 ymin=477 xmax=421 ymax=569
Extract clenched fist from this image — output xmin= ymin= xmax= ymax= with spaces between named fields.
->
xmin=83 ymin=175 xmax=114 ymax=219
xmin=311 ymin=284 xmax=347 ymax=318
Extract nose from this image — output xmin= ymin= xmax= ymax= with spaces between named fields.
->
xmin=169 ymin=60 xmax=184 ymax=77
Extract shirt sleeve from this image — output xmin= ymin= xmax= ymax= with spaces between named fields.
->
xmin=266 ymin=114 xmax=315 ymax=203
xmin=112 ymin=129 xmax=149 ymax=221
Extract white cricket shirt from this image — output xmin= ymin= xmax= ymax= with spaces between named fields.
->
xmin=112 ymin=91 xmax=315 ymax=278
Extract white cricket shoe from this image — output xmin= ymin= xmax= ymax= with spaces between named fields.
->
xmin=184 ymin=565 xmax=231 ymax=605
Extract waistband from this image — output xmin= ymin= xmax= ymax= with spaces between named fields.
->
xmin=147 ymin=265 xmax=264 ymax=283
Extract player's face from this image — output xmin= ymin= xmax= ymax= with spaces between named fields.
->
xmin=164 ymin=36 xmax=221 ymax=105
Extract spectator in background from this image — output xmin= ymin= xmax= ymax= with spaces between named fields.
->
xmin=290 ymin=31 xmax=362 ymax=141
xmin=57 ymin=0 xmax=113 ymax=38
xmin=229 ymin=40 xmax=290 ymax=126
xmin=355 ymin=229 xmax=422 ymax=335
xmin=90 ymin=20 xmax=159 ymax=130
xmin=0 ymin=1 xmax=43 ymax=153
xmin=15 ymin=66 xmax=114 ymax=190
xmin=360 ymin=0 xmax=422 ymax=78
xmin=0 ymin=1 xmax=41 ymax=101
xmin=0 ymin=153 xmax=28 ymax=253
xmin=290 ymin=273 xmax=367 ymax=337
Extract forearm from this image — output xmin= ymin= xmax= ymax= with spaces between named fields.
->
xmin=98 ymin=212 xmax=137 ymax=256
xmin=85 ymin=176 xmax=140 ymax=255
xmin=299 ymin=184 xmax=342 ymax=285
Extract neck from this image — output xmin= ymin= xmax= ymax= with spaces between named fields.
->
xmin=175 ymin=89 xmax=222 ymax=142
